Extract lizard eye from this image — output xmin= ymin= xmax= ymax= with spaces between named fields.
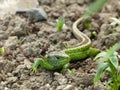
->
xmin=56 ymin=56 xmax=60 ymax=59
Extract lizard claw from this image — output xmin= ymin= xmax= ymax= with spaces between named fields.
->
xmin=30 ymin=58 xmax=43 ymax=73
xmin=30 ymin=66 xmax=37 ymax=73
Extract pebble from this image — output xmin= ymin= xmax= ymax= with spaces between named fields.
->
xmin=16 ymin=65 xmax=26 ymax=70
xmin=4 ymin=61 xmax=15 ymax=73
xmin=75 ymin=74 xmax=94 ymax=86
xmin=16 ymin=7 xmax=47 ymax=23
xmin=7 ymin=76 xmax=17 ymax=83
xmin=54 ymin=72 xmax=67 ymax=85
xmin=7 ymin=16 xmax=27 ymax=37
xmin=100 ymin=24 xmax=109 ymax=33
xmin=0 ymin=61 xmax=4 ymax=71
xmin=63 ymin=85 xmax=73 ymax=90
xmin=23 ymin=46 xmax=40 ymax=57
xmin=24 ymin=59 xmax=32 ymax=69
xmin=52 ymin=12 xmax=60 ymax=18
xmin=2 ymin=87 xmax=9 ymax=90
xmin=7 ymin=73 xmax=12 ymax=77
xmin=16 ymin=54 xmax=26 ymax=61
xmin=94 ymin=82 xmax=107 ymax=90
xmin=23 ymin=47 xmax=34 ymax=57
xmin=10 ymin=27 xmax=27 ymax=37
xmin=0 ymin=33 xmax=8 ymax=40
xmin=25 ymin=34 xmax=36 ymax=42
xmin=44 ymin=84 xmax=51 ymax=90
xmin=4 ymin=36 xmax=18 ymax=50
xmin=56 ymin=85 xmax=65 ymax=90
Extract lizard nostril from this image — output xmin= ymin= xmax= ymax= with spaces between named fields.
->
xmin=56 ymin=57 xmax=60 ymax=59
xmin=55 ymin=56 xmax=61 ymax=60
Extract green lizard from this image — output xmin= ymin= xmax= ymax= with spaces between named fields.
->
xmin=31 ymin=17 xmax=100 ymax=72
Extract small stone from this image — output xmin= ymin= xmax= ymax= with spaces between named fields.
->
xmin=24 ymin=59 xmax=32 ymax=69
xmin=7 ymin=73 xmax=12 ymax=77
xmin=91 ymin=22 xmax=99 ymax=29
xmin=25 ymin=34 xmax=36 ymax=42
xmin=0 ymin=73 xmax=6 ymax=81
xmin=54 ymin=72 xmax=67 ymax=85
xmin=100 ymin=24 xmax=109 ymax=33
xmin=62 ymin=24 xmax=69 ymax=31
xmin=0 ymin=33 xmax=8 ymax=40
xmin=4 ymin=61 xmax=15 ymax=73
xmin=7 ymin=76 xmax=17 ymax=83
xmin=4 ymin=87 xmax=9 ymax=90
xmin=63 ymin=85 xmax=73 ymax=90
xmin=52 ymin=12 xmax=60 ymax=18
xmin=12 ymin=83 xmax=20 ymax=89
xmin=56 ymin=85 xmax=65 ymax=90
xmin=44 ymin=84 xmax=51 ymax=89
xmin=16 ymin=64 xmax=25 ymax=70
xmin=4 ymin=36 xmax=18 ymax=50
xmin=16 ymin=54 xmax=26 ymax=61
xmin=83 ymin=30 xmax=91 ymax=37
xmin=1 ymin=81 xmax=7 ymax=86
xmin=94 ymin=82 xmax=107 ymax=90
xmin=75 ymin=74 xmax=94 ymax=86
xmin=16 ymin=7 xmax=47 ymax=23
xmin=0 ymin=61 xmax=5 ymax=71
xmin=23 ymin=47 xmax=33 ymax=57
xmin=10 ymin=27 xmax=27 ymax=37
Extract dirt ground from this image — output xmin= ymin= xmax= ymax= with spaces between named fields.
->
xmin=0 ymin=0 xmax=120 ymax=90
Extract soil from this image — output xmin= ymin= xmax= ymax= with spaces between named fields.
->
xmin=0 ymin=0 xmax=120 ymax=90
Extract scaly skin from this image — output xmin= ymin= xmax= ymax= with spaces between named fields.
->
xmin=32 ymin=52 xmax=70 ymax=72
xmin=31 ymin=17 xmax=100 ymax=72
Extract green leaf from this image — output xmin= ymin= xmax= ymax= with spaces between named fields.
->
xmin=57 ymin=18 xmax=65 ymax=32
xmin=67 ymin=68 xmax=75 ymax=75
xmin=118 ymin=66 xmax=120 ymax=72
xmin=94 ymin=63 xmax=109 ymax=84
xmin=108 ymin=52 xmax=118 ymax=69
xmin=84 ymin=20 xmax=91 ymax=29
xmin=117 ymin=67 xmax=120 ymax=82
xmin=0 ymin=47 xmax=4 ymax=55
xmin=83 ymin=0 xmax=108 ymax=19
xmin=94 ymin=51 xmax=108 ymax=61
xmin=110 ymin=17 xmax=120 ymax=26
xmin=106 ymin=67 xmax=114 ymax=76
xmin=108 ymin=42 xmax=120 ymax=55
xmin=117 ymin=75 xmax=120 ymax=83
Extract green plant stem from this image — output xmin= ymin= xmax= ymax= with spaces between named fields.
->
xmin=83 ymin=0 xmax=108 ymax=19
xmin=109 ymin=60 xmax=119 ymax=90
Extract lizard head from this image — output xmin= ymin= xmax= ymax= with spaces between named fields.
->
xmin=46 ymin=51 xmax=70 ymax=61
xmin=44 ymin=51 xmax=70 ymax=70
